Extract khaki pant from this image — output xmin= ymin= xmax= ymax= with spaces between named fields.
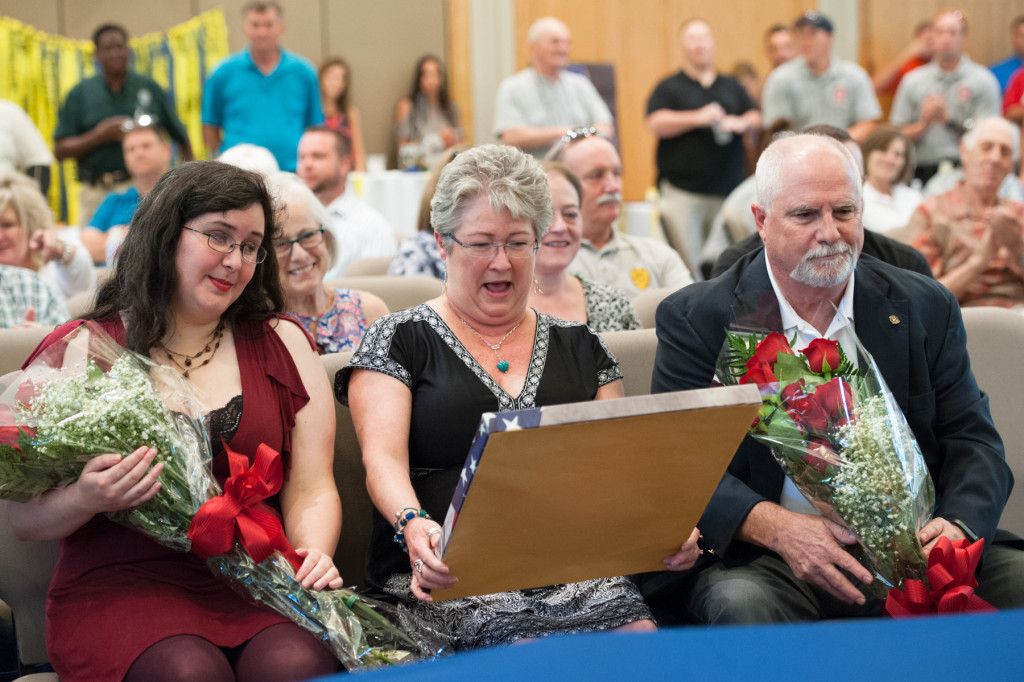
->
xmin=658 ymin=180 xmax=725 ymax=280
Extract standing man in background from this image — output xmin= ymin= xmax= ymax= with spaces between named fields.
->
xmin=202 ymin=2 xmax=322 ymax=172
xmin=494 ymin=17 xmax=614 ymax=158
xmin=761 ymin=11 xmax=880 ymax=142
xmin=890 ymin=9 xmax=1001 ymax=183
xmin=647 ymin=19 xmax=760 ymax=278
xmin=54 ymin=23 xmax=191 ymax=226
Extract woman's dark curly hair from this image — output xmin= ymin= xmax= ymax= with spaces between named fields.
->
xmin=89 ymin=161 xmax=285 ymax=354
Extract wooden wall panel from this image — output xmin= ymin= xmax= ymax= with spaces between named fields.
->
xmin=62 ymin=1 xmax=193 ymax=41
xmin=446 ymin=0 xmax=474 ymax=143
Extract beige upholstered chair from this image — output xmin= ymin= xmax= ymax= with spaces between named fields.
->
xmin=0 ymin=327 xmax=50 ymax=377
xmin=961 ymin=307 xmax=1024 ymax=535
xmin=631 ymin=287 xmax=674 ymax=330
xmin=325 ymin=275 xmax=442 ymax=314
xmin=600 ymin=328 xmax=658 ymax=397
xmin=0 ymin=503 xmax=60 ymax=681
xmin=64 ymin=291 xmax=95 ymax=319
xmin=343 ymin=257 xmax=393 ymax=277
xmin=320 ymin=351 xmax=374 ymax=589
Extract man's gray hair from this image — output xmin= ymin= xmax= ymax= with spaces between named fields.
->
xmin=431 ymin=144 xmax=552 ymax=245
xmin=962 ymin=116 xmax=1021 ymax=163
xmin=756 ymin=133 xmax=862 ymax=214
xmin=266 ymin=171 xmax=338 ymax=267
xmin=528 ymin=17 xmax=569 ymax=43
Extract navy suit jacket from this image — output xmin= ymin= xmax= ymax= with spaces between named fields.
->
xmin=652 ymin=250 xmax=1012 ymax=563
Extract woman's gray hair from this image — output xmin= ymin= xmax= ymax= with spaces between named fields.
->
xmin=756 ymin=133 xmax=862 ymax=215
xmin=430 ymin=144 xmax=552 ymax=247
xmin=265 ymin=171 xmax=338 ymax=268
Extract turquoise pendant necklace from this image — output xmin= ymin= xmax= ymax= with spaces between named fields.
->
xmin=458 ymin=315 xmax=523 ymax=373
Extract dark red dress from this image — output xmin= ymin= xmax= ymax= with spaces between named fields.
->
xmin=25 ymin=316 xmax=311 ymax=682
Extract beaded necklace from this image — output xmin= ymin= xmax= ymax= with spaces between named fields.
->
xmin=160 ymin=322 xmax=225 ymax=379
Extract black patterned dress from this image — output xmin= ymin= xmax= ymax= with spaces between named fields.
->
xmin=334 ymin=304 xmax=651 ymax=649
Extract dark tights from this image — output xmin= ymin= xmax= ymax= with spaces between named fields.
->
xmin=123 ymin=623 xmax=339 ymax=682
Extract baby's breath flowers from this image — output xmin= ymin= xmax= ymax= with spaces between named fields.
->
xmin=717 ymin=330 xmax=934 ymax=598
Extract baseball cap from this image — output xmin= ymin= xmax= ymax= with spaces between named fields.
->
xmin=794 ymin=11 xmax=834 ymax=34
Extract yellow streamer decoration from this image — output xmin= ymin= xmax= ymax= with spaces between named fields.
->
xmin=0 ymin=10 xmax=228 ymax=224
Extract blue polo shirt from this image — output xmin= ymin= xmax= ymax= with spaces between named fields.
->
xmin=990 ymin=55 xmax=1024 ymax=92
xmin=89 ymin=186 xmax=140 ymax=232
xmin=202 ymin=48 xmax=323 ymax=171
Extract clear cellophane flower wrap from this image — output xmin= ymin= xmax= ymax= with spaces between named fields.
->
xmin=713 ymin=315 xmax=935 ymax=601
xmin=0 ymin=321 xmax=444 ymax=669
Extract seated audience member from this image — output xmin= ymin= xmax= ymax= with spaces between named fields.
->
xmin=318 ymin=57 xmax=365 ymax=171
xmin=217 ymin=143 xmax=280 ymax=176
xmin=648 ymin=133 xmax=1024 ymax=625
xmin=713 ymin=126 xmax=931 ymax=278
xmin=267 ymin=172 xmax=387 ymax=353
xmin=54 ymin=23 xmax=191 ymax=226
xmin=872 ymin=20 xmax=934 ymax=97
xmin=0 ymin=172 xmax=95 ymax=299
xmin=900 ymin=117 xmax=1024 ymax=308
xmin=11 ymin=161 xmax=341 ymax=681
xmin=989 ymin=15 xmax=1024 ymax=92
xmin=82 ymin=123 xmax=171 ymax=264
xmin=761 ymin=11 xmax=880 ymax=142
xmin=0 ymin=98 xmax=55 ymax=194
xmin=338 ymin=145 xmax=700 ymax=649
xmin=890 ymin=9 xmax=1001 ymax=184
xmin=530 ymin=161 xmax=641 ymax=332
xmin=394 ymin=55 xmax=463 ymax=170
xmin=388 ymin=145 xmax=466 ymax=279
xmin=860 ymin=126 xmax=923 ymax=234
xmin=553 ymin=129 xmax=693 ymax=297
xmin=0 ymin=264 xmax=69 ymax=328
xmin=296 ymin=126 xmax=396 ymax=279
xmin=494 ymin=17 xmax=614 ymax=158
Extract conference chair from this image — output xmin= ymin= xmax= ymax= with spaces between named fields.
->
xmin=630 ymin=287 xmax=674 ymax=330
xmin=343 ymin=257 xmax=393 ymax=277
xmin=325 ymin=275 xmax=443 ymax=314
xmin=961 ymin=306 xmax=1024 ymax=535
xmin=0 ymin=327 xmax=50 ymax=377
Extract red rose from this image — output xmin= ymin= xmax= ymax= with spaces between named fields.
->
xmin=740 ymin=361 xmax=777 ymax=386
xmin=780 ymin=379 xmax=807 ymax=404
xmin=0 ymin=425 xmax=34 ymax=451
xmin=802 ymin=438 xmax=841 ymax=475
xmin=781 ymin=379 xmax=830 ymax=432
xmin=752 ymin=332 xmax=795 ymax=367
xmin=800 ymin=338 xmax=841 ymax=374
xmin=812 ymin=378 xmax=854 ymax=420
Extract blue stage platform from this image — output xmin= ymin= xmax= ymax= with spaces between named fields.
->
xmin=321 ymin=609 xmax=1023 ymax=680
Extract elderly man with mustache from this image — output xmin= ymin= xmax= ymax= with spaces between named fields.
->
xmin=556 ymin=130 xmax=692 ymax=297
xmin=643 ymin=132 xmax=1024 ymax=625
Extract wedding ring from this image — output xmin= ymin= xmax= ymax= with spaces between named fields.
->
xmin=426 ymin=528 xmax=442 ymax=539
xmin=414 ymin=559 xmax=424 ymax=575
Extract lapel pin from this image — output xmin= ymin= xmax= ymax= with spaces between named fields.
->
xmin=889 ymin=315 xmax=900 ymax=325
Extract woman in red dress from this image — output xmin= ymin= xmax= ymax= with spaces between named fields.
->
xmin=10 ymin=162 xmax=342 ymax=681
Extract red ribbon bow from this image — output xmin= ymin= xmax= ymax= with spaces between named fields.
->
xmin=187 ymin=442 xmax=302 ymax=571
xmin=885 ymin=537 xmax=997 ymax=617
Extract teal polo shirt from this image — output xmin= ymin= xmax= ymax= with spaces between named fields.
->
xmin=54 ymin=72 xmax=189 ymax=179
xmin=201 ymin=48 xmax=323 ymax=172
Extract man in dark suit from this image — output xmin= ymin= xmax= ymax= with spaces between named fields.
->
xmin=649 ymin=133 xmax=1022 ymax=623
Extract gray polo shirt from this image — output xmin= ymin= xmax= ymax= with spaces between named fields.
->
xmin=568 ymin=230 xmax=693 ymax=298
xmin=493 ymin=67 xmax=612 ymax=157
xmin=889 ymin=56 xmax=1001 ymax=166
xmin=762 ymin=57 xmax=881 ymax=131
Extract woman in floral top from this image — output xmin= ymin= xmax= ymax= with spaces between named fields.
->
xmin=529 ymin=162 xmax=641 ymax=332
xmin=268 ymin=173 xmax=388 ymax=353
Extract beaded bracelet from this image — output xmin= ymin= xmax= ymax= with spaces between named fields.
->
xmin=393 ymin=507 xmax=431 ymax=549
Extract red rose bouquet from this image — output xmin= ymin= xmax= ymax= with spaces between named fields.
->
xmin=0 ymin=322 xmax=443 ymax=668
xmin=716 ymin=329 xmax=935 ymax=599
